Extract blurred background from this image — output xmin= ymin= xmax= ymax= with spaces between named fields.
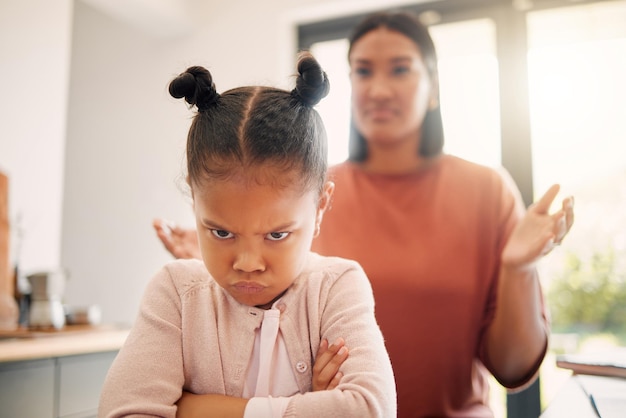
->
xmin=1 ymin=0 xmax=625 ymax=415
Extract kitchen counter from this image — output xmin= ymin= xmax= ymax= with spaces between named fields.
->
xmin=0 ymin=324 xmax=129 ymax=363
xmin=0 ymin=324 xmax=130 ymax=418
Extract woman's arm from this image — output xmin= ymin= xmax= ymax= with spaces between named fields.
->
xmin=486 ymin=184 xmax=574 ymax=385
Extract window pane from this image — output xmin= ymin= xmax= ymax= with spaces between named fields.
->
xmin=430 ymin=18 xmax=501 ymax=167
xmin=310 ymin=39 xmax=351 ymax=166
xmin=527 ymin=0 xmax=626 ymax=406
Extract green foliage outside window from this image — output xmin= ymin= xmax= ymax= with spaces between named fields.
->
xmin=547 ymin=248 xmax=626 ymax=340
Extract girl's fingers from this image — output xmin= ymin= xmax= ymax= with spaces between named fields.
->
xmin=312 ymin=338 xmax=349 ymax=390
xmin=327 ymin=371 xmax=343 ymax=390
xmin=318 ymin=346 xmax=348 ymax=384
xmin=315 ymin=338 xmax=343 ymax=368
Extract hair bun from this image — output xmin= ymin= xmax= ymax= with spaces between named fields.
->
xmin=292 ymin=52 xmax=330 ymax=106
xmin=169 ymin=66 xmax=219 ymax=111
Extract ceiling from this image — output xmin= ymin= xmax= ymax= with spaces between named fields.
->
xmin=79 ymin=0 xmax=196 ymax=39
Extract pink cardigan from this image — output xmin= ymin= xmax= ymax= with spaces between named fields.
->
xmin=98 ymin=254 xmax=396 ymax=417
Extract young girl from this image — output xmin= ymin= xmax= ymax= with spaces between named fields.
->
xmin=98 ymin=53 xmax=396 ymax=418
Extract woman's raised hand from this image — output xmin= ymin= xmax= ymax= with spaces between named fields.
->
xmin=153 ymin=219 xmax=201 ymax=260
xmin=501 ymin=184 xmax=575 ymax=270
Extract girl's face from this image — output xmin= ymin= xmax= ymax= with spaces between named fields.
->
xmin=192 ymin=168 xmax=333 ymax=308
xmin=349 ymin=27 xmax=437 ymax=148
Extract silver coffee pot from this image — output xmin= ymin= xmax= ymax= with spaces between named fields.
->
xmin=27 ymin=270 xmax=66 ymax=329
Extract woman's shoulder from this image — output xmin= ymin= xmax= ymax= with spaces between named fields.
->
xmin=442 ymin=154 xmax=499 ymax=175
xmin=441 ymin=154 xmax=515 ymax=188
xmin=330 ymin=156 xmax=501 ymax=182
xmin=328 ymin=160 xmax=352 ymax=173
xmin=441 ymin=155 xmax=524 ymax=212
xmin=328 ymin=161 xmax=360 ymax=181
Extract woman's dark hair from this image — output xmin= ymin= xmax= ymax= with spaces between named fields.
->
xmin=169 ymin=52 xmax=330 ymax=193
xmin=347 ymin=10 xmax=444 ymax=161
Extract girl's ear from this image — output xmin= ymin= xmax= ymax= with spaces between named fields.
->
xmin=315 ymin=181 xmax=335 ymax=236
xmin=319 ymin=181 xmax=335 ymax=212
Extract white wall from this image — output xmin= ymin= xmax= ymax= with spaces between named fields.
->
xmin=0 ymin=0 xmax=73 ymax=274
xmin=2 ymin=0 xmax=428 ymax=326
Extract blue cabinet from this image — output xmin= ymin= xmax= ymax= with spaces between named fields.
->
xmin=0 ymin=351 xmax=118 ymax=418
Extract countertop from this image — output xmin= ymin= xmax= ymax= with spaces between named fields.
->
xmin=0 ymin=324 xmax=129 ymax=363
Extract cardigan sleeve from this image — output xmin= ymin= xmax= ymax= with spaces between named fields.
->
xmin=283 ymin=261 xmax=397 ymax=418
xmin=98 ymin=266 xmax=185 ymax=418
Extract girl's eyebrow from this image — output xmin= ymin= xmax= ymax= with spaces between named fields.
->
xmin=200 ymin=219 xmax=227 ymax=230
xmin=271 ymin=221 xmax=297 ymax=231
xmin=200 ymin=219 xmax=297 ymax=232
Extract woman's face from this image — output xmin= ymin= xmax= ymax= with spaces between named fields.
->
xmin=192 ymin=167 xmax=333 ymax=309
xmin=349 ymin=27 xmax=437 ymax=148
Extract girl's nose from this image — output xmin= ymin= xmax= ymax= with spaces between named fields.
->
xmin=233 ymin=245 xmax=265 ymax=273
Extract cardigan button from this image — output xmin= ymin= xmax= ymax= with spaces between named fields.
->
xmin=296 ymin=361 xmax=308 ymax=373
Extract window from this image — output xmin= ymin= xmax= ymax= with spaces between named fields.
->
xmin=310 ymin=39 xmax=350 ymax=166
xmin=526 ymin=0 xmax=626 ymax=406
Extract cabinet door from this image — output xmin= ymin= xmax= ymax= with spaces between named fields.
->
xmin=0 ymin=358 xmax=55 ymax=418
xmin=57 ymin=351 xmax=118 ymax=418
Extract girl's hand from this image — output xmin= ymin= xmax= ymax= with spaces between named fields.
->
xmin=312 ymin=338 xmax=349 ymax=391
xmin=502 ymin=184 xmax=575 ymax=270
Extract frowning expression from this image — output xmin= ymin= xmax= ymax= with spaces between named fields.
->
xmin=192 ymin=167 xmax=333 ymax=308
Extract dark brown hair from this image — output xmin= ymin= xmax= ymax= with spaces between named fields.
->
xmin=169 ymin=52 xmax=330 ymax=194
xmin=347 ymin=10 xmax=444 ymax=161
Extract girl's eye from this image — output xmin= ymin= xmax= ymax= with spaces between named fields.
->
xmin=211 ymin=229 xmax=233 ymax=239
xmin=266 ymin=232 xmax=290 ymax=241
